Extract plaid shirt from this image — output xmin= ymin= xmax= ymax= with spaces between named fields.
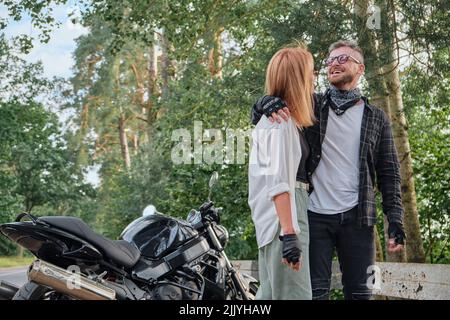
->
xmin=305 ymin=91 xmax=404 ymax=227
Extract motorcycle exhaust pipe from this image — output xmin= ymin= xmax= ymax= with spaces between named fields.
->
xmin=28 ymin=260 xmax=116 ymax=300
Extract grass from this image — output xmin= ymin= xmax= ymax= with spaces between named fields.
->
xmin=0 ymin=256 xmax=35 ymax=268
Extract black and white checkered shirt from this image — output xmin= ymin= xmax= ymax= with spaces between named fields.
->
xmin=305 ymin=91 xmax=404 ymax=227
xmin=251 ymin=91 xmax=404 ymax=227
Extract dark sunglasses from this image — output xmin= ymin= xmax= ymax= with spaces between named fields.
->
xmin=325 ymin=54 xmax=362 ymax=66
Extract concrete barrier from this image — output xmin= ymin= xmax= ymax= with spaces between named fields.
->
xmin=232 ymin=260 xmax=450 ymax=300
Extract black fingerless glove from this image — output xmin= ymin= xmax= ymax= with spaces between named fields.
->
xmin=251 ymin=95 xmax=287 ymax=125
xmin=279 ymin=234 xmax=302 ymax=264
xmin=388 ymin=222 xmax=406 ymax=245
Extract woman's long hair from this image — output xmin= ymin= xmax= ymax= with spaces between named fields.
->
xmin=265 ymin=45 xmax=315 ymax=127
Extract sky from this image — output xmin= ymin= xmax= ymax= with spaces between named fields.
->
xmin=0 ymin=2 xmax=88 ymax=78
xmin=0 ymin=2 xmax=101 ymax=186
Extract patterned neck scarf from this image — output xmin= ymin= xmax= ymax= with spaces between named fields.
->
xmin=328 ymin=85 xmax=362 ymax=116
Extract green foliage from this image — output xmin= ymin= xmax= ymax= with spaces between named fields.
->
xmin=1 ymin=0 xmax=69 ymax=53
xmin=83 ymin=0 xmax=287 ymax=57
xmin=0 ymin=0 xmax=448 ymax=266
xmin=0 ymin=34 xmax=96 ymax=255
xmin=402 ymin=48 xmax=450 ymax=263
xmin=397 ymin=0 xmax=450 ymax=50
xmin=330 ymin=289 xmax=344 ymax=300
xmin=0 ymin=99 xmax=94 ymax=209
xmin=265 ymin=0 xmax=354 ymax=72
xmin=93 ymin=61 xmax=261 ymax=258
xmin=0 ymin=35 xmax=54 ymax=103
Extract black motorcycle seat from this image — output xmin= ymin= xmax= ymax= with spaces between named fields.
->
xmin=38 ymin=216 xmax=140 ymax=268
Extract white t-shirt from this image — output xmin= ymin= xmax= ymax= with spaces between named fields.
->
xmin=308 ymin=100 xmax=365 ymax=214
xmin=248 ymin=116 xmax=302 ymax=248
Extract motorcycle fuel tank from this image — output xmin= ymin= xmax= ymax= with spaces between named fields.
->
xmin=120 ymin=215 xmax=198 ymax=260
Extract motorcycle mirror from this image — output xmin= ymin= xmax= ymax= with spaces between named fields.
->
xmin=209 ymin=171 xmax=219 ymax=189
xmin=208 ymin=171 xmax=219 ymax=201
xmin=142 ymin=205 xmax=157 ymax=217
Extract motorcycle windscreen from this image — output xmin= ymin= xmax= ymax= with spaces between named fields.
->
xmin=121 ymin=215 xmax=198 ymax=260
xmin=0 ymin=222 xmax=103 ymax=267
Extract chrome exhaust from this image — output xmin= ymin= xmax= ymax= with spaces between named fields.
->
xmin=28 ymin=260 xmax=116 ymax=300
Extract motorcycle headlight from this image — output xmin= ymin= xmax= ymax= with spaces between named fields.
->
xmin=187 ymin=209 xmax=201 ymax=226
xmin=213 ymin=224 xmax=229 ymax=248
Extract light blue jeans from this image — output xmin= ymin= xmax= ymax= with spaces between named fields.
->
xmin=255 ymin=187 xmax=312 ymax=300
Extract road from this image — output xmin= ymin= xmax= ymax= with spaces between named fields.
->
xmin=0 ymin=266 xmax=28 ymax=287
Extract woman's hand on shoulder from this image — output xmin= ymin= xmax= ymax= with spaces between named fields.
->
xmin=268 ymin=106 xmax=291 ymax=124
xmin=258 ymin=95 xmax=291 ymax=123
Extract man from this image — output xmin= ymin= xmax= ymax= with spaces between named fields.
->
xmin=251 ymin=40 xmax=406 ymax=300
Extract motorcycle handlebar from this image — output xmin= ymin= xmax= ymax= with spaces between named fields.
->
xmin=198 ymin=201 xmax=221 ymax=225
xmin=199 ymin=201 xmax=214 ymax=212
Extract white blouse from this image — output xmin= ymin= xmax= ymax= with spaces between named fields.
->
xmin=248 ymin=116 xmax=302 ymax=248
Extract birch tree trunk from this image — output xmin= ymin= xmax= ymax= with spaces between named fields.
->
xmin=132 ymin=134 xmax=139 ymax=155
xmin=119 ymin=112 xmax=131 ymax=169
xmin=383 ymin=49 xmax=425 ymax=263
xmin=114 ymin=58 xmax=131 ymax=169
xmin=147 ymin=32 xmax=159 ymax=125
xmin=376 ymin=0 xmax=425 ymax=263
xmin=353 ymin=0 xmax=425 ymax=263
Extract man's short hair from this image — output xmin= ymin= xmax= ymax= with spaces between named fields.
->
xmin=328 ymin=40 xmax=364 ymax=64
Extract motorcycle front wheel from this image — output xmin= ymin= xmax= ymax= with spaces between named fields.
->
xmin=247 ymin=282 xmax=258 ymax=299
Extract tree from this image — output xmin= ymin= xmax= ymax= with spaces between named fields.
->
xmin=2 ymin=0 xmax=448 ymax=266
xmin=402 ymin=49 xmax=450 ymax=263
xmin=0 ymin=35 xmax=95 ymax=255
xmin=352 ymin=0 xmax=449 ymax=262
xmin=0 ymin=0 xmax=70 ymax=53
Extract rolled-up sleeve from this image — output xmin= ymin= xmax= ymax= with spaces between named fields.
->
xmin=267 ymin=182 xmax=290 ymax=200
xmin=262 ymin=122 xmax=297 ymax=201
xmin=248 ymin=117 xmax=301 ymax=248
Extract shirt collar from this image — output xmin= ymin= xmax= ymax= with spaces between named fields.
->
xmin=320 ymin=88 xmax=374 ymax=112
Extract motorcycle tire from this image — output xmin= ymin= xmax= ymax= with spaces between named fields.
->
xmin=12 ymin=281 xmax=50 ymax=300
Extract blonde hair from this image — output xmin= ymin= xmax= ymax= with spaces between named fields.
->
xmin=264 ymin=45 xmax=315 ymax=127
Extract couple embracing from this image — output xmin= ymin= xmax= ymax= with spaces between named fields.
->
xmin=248 ymin=40 xmax=406 ymax=300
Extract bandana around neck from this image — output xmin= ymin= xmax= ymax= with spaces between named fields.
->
xmin=328 ymin=85 xmax=362 ymax=116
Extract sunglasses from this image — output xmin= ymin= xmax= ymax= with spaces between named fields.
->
xmin=325 ymin=54 xmax=362 ymax=66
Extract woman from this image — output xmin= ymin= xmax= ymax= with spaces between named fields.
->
xmin=248 ymin=45 xmax=315 ymax=300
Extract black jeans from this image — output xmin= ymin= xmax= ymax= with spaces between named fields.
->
xmin=308 ymin=206 xmax=375 ymax=300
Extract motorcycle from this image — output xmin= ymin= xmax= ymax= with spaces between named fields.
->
xmin=0 ymin=172 xmax=258 ymax=300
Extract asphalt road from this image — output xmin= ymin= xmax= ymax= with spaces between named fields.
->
xmin=0 ymin=266 xmax=28 ymax=287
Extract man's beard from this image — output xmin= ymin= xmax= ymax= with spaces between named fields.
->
xmin=329 ymin=73 xmax=354 ymax=87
